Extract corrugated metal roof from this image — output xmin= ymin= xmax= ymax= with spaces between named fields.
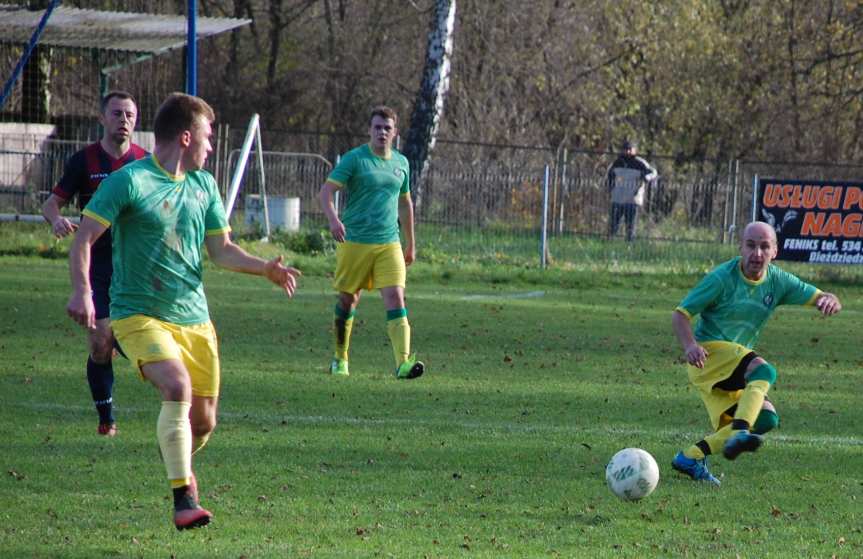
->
xmin=0 ymin=4 xmax=251 ymax=53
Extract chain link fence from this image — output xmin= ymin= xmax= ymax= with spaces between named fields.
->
xmin=5 ymin=123 xmax=863 ymax=269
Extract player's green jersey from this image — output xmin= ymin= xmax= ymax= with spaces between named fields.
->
xmin=676 ymin=256 xmax=819 ymax=349
xmin=82 ymin=155 xmax=230 ymax=325
xmin=326 ymin=143 xmax=410 ymax=244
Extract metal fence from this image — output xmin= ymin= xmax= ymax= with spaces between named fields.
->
xmin=4 ymin=127 xmax=863 ymax=269
xmin=409 ymin=158 xmax=739 ymax=267
xmin=0 ymin=135 xmax=84 ymax=213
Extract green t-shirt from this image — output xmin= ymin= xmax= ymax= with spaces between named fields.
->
xmin=82 ymin=156 xmax=230 ymax=325
xmin=327 ymin=143 xmax=410 ymax=244
xmin=676 ymin=256 xmax=819 ymax=349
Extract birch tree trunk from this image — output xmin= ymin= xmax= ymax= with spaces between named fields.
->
xmin=402 ymin=0 xmax=456 ymax=212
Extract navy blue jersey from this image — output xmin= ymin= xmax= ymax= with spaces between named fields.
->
xmin=53 ymin=142 xmax=148 ymax=256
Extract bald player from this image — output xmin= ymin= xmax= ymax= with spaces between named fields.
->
xmin=670 ymin=221 xmax=841 ymax=485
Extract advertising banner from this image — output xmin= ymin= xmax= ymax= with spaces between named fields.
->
xmin=755 ymin=177 xmax=863 ymax=264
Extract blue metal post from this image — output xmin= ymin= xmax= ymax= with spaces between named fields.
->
xmin=186 ymin=0 xmax=197 ymax=95
xmin=0 ymin=0 xmax=61 ymax=111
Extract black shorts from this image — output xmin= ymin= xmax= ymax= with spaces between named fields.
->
xmin=89 ymin=249 xmax=113 ymax=320
xmin=712 ymin=351 xmax=758 ymax=391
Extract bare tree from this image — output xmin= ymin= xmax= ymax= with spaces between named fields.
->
xmin=402 ymin=0 xmax=456 ymax=210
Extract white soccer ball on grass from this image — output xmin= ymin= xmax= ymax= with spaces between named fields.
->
xmin=605 ymin=447 xmax=660 ymax=501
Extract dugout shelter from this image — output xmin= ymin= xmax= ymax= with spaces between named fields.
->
xmin=0 ymin=2 xmax=249 ymax=214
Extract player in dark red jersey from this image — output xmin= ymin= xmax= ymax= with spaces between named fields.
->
xmin=42 ymin=91 xmax=148 ymax=436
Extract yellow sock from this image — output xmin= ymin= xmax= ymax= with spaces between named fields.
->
xmin=157 ymin=401 xmax=192 ymax=486
xmin=704 ymin=424 xmax=734 ymax=454
xmin=386 ymin=315 xmax=410 ymax=366
xmin=192 ymin=432 xmax=210 ymax=456
xmin=682 ymin=445 xmax=705 ymax=460
xmin=735 ymin=380 xmax=771 ymax=427
xmin=334 ymin=305 xmax=355 ymax=361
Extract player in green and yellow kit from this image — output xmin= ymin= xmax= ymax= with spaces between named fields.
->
xmin=670 ymin=221 xmax=841 ymax=485
xmin=67 ymin=93 xmax=301 ymax=530
xmin=318 ymin=106 xmax=423 ymax=379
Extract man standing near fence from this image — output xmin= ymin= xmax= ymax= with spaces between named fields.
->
xmin=670 ymin=221 xmax=841 ymax=485
xmin=318 ymin=105 xmax=424 ymax=380
xmin=607 ymin=139 xmax=658 ymax=241
xmin=42 ymin=91 xmax=148 ymax=437
xmin=66 ymin=92 xmax=301 ymax=529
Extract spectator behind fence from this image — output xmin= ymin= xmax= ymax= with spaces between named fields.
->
xmin=607 ymin=139 xmax=658 ymax=241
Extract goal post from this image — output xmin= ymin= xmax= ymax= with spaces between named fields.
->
xmin=224 ymin=113 xmax=270 ymax=240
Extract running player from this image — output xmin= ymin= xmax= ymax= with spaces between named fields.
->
xmin=67 ymin=92 xmax=301 ymax=530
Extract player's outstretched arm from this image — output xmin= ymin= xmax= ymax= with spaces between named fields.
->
xmin=672 ymin=310 xmax=708 ymax=368
xmin=262 ymin=255 xmax=301 ymax=296
xmin=67 ymin=217 xmax=108 ymax=329
xmin=205 ymin=234 xmax=301 ymax=297
xmin=814 ymin=292 xmax=841 ymax=316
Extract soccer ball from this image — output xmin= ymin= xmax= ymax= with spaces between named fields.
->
xmin=605 ymin=448 xmax=660 ymax=501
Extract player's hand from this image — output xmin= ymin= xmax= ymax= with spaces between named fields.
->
xmin=684 ymin=343 xmax=708 ymax=369
xmin=328 ymin=218 xmax=346 ymax=243
xmin=52 ymin=217 xmax=78 ymax=238
xmin=403 ymin=243 xmax=416 ymax=266
xmin=67 ymin=290 xmax=96 ymax=329
xmin=264 ymin=255 xmax=301 ymax=297
xmin=815 ymin=292 xmax=841 ymax=316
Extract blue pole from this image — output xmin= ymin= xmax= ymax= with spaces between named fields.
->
xmin=0 ymin=0 xmax=61 ymax=111
xmin=186 ymin=0 xmax=197 ymax=95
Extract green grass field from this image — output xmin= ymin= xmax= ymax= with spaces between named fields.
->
xmin=1 ymin=251 xmax=861 ymax=558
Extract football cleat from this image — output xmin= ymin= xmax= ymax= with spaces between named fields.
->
xmin=395 ymin=355 xmax=424 ymax=379
xmin=174 ymin=505 xmax=212 ymax=531
xmin=329 ymin=358 xmax=349 ymax=376
xmin=671 ymin=451 xmax=721 ymax=486
xmin=722 ymin=430 xmax=764 ymax=461
xmin=173 ymin=479 xmax=209 ymax=530
xmin=97 ymin=423 xmax=117 ymax=437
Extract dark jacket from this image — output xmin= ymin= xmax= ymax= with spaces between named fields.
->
xmin=607 ymin=155 xmax=658 ymax=206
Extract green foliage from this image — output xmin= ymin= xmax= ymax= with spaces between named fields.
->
xmin=268 ymin=229 xmax=337 ymax=255
xmin=1 ymin=256 xmax=861 ymax=557
xmin=0 ymin=222 xmax=70 ymax=258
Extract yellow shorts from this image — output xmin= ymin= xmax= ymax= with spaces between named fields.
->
xmin=111 ymin=315 xmax=221 ymax=398
xmin=334 ymin=241 xmax=405 ymax=293
xmin=687 ymin=341 xmax=754 ymax=430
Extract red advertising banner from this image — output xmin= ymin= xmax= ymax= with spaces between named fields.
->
xmin=756 ymin=178 xmax=863 ymax=264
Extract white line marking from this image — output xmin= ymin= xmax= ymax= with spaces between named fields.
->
xmin=459 ymin=291 xmax=546 ymax=301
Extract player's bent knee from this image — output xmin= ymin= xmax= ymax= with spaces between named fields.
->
xmin=90 ymin=348 xmax=114 ymax=364
xmin=89 ymin=338 xmax=115 ymax=363
xmin=191 ymin=418 xmax=216 ymax=437
xmin=747 ymin=362 xmax=777 ymax=385
xmin=752 ymin=408 xmax=779 ymax=435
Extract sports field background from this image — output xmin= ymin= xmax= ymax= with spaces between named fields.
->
xmin=0 ymin=237 xmax=861 ymax=557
